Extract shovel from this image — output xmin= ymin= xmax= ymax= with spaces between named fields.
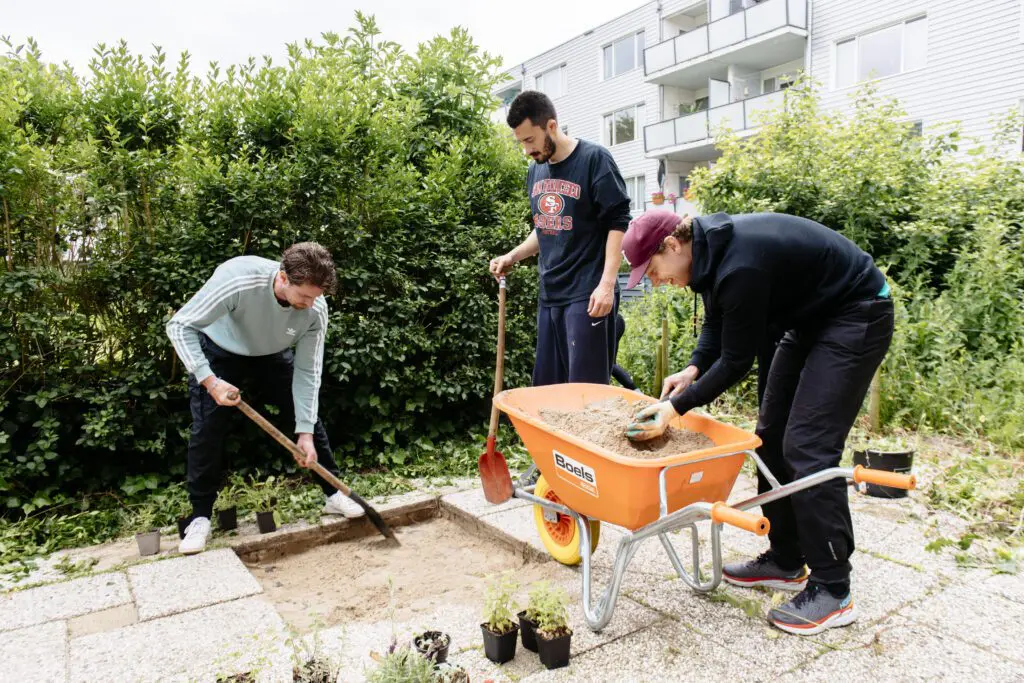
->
xmin=228 ymin=393 xmax=399 ymax=545
xmin=479 ymin=276 xmax=514 ymax=504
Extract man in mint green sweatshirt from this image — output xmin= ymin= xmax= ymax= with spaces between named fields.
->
xmin=166 ymin=242 xmax=362 ymax=555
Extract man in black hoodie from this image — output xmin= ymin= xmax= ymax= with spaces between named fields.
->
xmin=622 ymin=210 xmax=893 ymax=636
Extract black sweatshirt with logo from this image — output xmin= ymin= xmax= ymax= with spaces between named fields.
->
xmin=670 ymin=212 xmax=885 ymax=416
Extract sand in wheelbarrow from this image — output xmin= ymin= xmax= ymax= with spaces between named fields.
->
xmin=540 ymin=397 xmax=714 ymax=459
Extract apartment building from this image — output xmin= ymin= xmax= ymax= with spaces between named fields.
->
xmin=494 ymin=0 xmax=1024 ymax=217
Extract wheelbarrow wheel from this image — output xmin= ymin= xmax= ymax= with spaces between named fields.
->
xmin=533 ymin=475 xmax=600 ymax=565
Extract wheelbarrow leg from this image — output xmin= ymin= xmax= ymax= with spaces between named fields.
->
xmin=576 ymin=513 xmax=639 ymax=632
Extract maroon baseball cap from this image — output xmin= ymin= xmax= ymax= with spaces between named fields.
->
xmin=622 ymin=210 xmax=682 ymax=289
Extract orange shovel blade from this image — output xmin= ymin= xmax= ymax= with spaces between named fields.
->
xmin=479 ymin=438 xmax=513 ymax=504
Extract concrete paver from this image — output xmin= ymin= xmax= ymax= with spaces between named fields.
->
xmin=127 ymin=547 xmax=262 ymax=620
xmin=442 ymin=486 xmax=530 ymax=519
xmin=0 ymin=571 xmax=131 ymax=632
xmin=912 ymin=580 xmax=1024 ymax=664
xmin=0 ymin=621 xmax=68 ymax=683
xmin=69 ymin=596 xmax=290 ymax=683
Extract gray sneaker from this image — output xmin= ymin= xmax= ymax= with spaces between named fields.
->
xmin=723 ymin=550 xmax=808 ymax=591
xmin=768 ymin=581 xmax=858 ymax=636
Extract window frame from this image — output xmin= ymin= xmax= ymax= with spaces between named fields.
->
xmin=624 ymin=175 xmax=647 ymax=212
xmin=535 ymin=64 xmax=568 ymax=99
xmin=833 ymin=15 xmax=928 ymax=90
xmin=602 ymin=30 xmax=646 ymax=81
xmin=603 ymin=103 xmax=646 ymax=146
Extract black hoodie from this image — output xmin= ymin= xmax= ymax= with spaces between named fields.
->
xmin=669 ymin=212 xmax=884 ymax=417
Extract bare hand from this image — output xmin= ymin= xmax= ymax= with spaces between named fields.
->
xmin=295 ymin=433 xmax=317 ymax=468
xmin=588 ymin=282 xmax=614 ymax=318
xmin=204 ymin=377 xmax=241 ymax=407
xmin=661 ymin=366 xmax=700 ymax=400
xmin=625 ymin=401 xmax=679 ymax=441
xmin=489 ymin=253 xmax=515 ymax=280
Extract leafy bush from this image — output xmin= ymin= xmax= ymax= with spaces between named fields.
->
xmin=0 ymin=16 xmax=536 ymax=516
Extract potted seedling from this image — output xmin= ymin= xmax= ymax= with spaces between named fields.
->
xmin=412 ymin=630 xmax=451 ymax=665
xmin=851 ymin=434 xmax=916 ymax=499
xmin=133 ymin=506 xmax=161 ymax=557
xmin=250 ymin=476 xmax=281 ymax=534
xmin=214 ymin=482 xmax=239 ymax=532
xmin=530 ymin=581 xmax=573 ymax=670
xmin=434 ymin=662 xmax=469 ymax=683
xmin=518 ymin=591 xmax=541 ymax=653
xmin=368 ymin=643 xmax=437 ymax=683
xmin=480 ymin=571 xmax=519 ymax=664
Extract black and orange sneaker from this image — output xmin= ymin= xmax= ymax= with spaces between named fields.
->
xmin=768 ymin=581 xmax=858 ymax=635
xmin=723 ymin=550 xmax=808 ymax=591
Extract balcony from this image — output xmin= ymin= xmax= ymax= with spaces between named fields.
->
xmin=644 ymin=0 xmax=807 ymax=89
xmin=644 ymin=89 xmax=786 ymax=160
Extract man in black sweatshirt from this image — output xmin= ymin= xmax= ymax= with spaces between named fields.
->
xmin=623 ymin=210 xmax=893 ymax=636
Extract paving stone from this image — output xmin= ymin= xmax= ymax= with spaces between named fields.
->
xmin=442 ymin=486 xmax=529 ymax=519
xmin=779 ymin=613 xmax=1024 ymax=682
xmin=522 ymin=618 xmax=766 ymax=682
xmin=69 ymin=596 xmax=290 ymax=683
xmin=0 ymin=621 xmax=67 ymax=683
xmin=479 ymin=504 xmax=549 ymax=555
xmin=0 ymin=571 xmax=132 ymax=631
xmin=976 ymin=570 xmax=1024 ymax=605
xmin=911 ymin=580 xmax=1024 ymax=663
xmin=68 ymin=603 xmax=138 ymax=638
xmin=127 ymin=548 xmax=262 ymax=620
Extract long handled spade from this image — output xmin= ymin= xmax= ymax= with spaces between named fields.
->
xmin=228 ymin=393 xmax=399 ymax=545
xmin=478 ymin=276 xmax=514 ymax=504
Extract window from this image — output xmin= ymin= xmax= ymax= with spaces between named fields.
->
xmin=763 ymin=74 xmax=795 ymax=94
xmin=535 ymin=65 xmax=567 ymax=99
xmin=603 ymin=31 xmax=645 ymax=79
xmin=834 ymin=16 xmax=928 ymax=89
xmin=907 ymin=120 xmax=923 ymax=137
xmin=604 ymin=104 xmax=645 ymax=145
xmin=624 ymin=176 xmax=646 ymax=211
xmin=679 ymin=97 xmax=708 ymax=116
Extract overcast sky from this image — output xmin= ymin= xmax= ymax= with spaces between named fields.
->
xmin=2 ymin=0 xmax=642 ymax=78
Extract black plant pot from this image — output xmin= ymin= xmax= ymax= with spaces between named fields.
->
xmin=413 ymin=631 xmax=450 ymax=664
xmin=481 ymin=623 xmax=518 ymax=664
xmin=177 ymin=515 xmax=193 ymax=539
xmin=518 ymin=610 xmax=538 ymax=652
xmin=853 ymin=449 xmax=915 ymax=499
xmin=256 ymin=510 xmax=277 ymax=534
xmin=537 ymin=630 xmax=572 ymax=670
xmin=216 ymin=506 xmax=238 ymax=531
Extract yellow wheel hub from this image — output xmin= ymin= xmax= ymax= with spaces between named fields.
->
xmin=533 ymin=475 xmax=600 ymax=566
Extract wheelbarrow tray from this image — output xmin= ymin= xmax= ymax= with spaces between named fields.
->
xmin=494 ymin=384 xmax=761 ymax=530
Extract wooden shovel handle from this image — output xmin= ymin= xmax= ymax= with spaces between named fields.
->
xmin=487 ymin=277 xmax=506 ymax=439
xmin=231 ymin=395 xmax=352 ymax=496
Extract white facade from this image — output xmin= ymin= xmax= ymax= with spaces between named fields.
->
xmin=495 ymin=0 xmax=1024 ymax=216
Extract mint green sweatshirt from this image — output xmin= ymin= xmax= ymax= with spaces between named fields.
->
xmin=166 ymin=256 xmax=328 ymax=434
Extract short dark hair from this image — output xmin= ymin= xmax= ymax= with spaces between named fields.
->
xmin=281 ymin=242 xmax=337 ymax=294
xmin=506 ymin=91 xmax=557 ymax=129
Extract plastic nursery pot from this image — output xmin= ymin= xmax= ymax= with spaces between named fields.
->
xmin=135 ymin=530 xmax=161 ymax=557
xmin=413 ymin=630 xmax=451 ymax=664
xmin=177 ymin=515 xmax=193 ymax=539
xmin=517 ymin=610 xmax=538 ymax=652
xmin=481 ymin=622 xmax=519 ymax=664
xmin=852 ymin=449 xmax=915 ymax=499
xmin=256 ymin=510 xmax=277 ymax=534
xmin=536 ymin=629 xmax=572 ymax=670
xmin=216 ymin=506 xmax=238 ymax=531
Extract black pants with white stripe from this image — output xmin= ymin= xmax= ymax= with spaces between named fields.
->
xmin=186 ymin=334 xmax=342 ymax=518
xmin=755 ymin=297 xmax=894 ymax=591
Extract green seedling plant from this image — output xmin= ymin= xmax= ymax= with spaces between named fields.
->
xmin=527 ymin=580 xmax=571 ymax=639
xmin=367 ymin=646 xmax=436 ymax=683
xmin=482 ymin=570 xmax=519 ymax=635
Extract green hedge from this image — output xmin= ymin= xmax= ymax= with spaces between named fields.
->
xmin=0 ymin=17 xmax=537 ymax=514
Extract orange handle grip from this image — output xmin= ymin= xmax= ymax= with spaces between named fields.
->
xmin=853 ymin=465 xmax=916 ymax=490
xmin=711 ymin=502 xmax=770 ymax=536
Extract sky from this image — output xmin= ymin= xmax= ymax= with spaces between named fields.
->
xmin=1 ymin=0 xmax=642 ymax=78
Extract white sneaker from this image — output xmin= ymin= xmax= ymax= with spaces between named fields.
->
xmin=323 ymin=491 xmax=365 ymax=518
xmin=178 ymin=517 xmax=211 ymax=555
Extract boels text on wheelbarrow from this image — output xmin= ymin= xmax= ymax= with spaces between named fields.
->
xmin=492 ymin=383 xmax=916 ymax=632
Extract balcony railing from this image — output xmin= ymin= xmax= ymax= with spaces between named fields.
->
xmin=644 ymin=0 xmax=807 ymax=76
xmin=644 ymin=90 xmax=787 ymax=153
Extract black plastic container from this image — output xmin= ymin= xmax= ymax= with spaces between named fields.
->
xmin=853 ymin=449 xmax=914 ymax=498
xmin=481 ymin=623 xmax=518 ymax=664
xmin=216 ymin=506 xmax=238 ymax=531
xmin=413 ymin=631 xmax=450 ymax=664
xmin=256 ymin=510 xmax=277 ymax=533
xmin=518 ymin=610 xmax=538 ymax=652
xmin=537 ymin=630 xmax=572 ymax=670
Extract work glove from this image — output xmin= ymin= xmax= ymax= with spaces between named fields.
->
xmin=625 ymin=400 xmax=679 ymax=441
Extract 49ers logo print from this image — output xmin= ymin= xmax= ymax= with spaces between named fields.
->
xmin=538 ymin=193 xmax=565 ymax=216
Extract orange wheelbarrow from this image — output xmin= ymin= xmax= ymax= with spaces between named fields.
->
xmin=493 ymin=383 xmax=916 ymax=632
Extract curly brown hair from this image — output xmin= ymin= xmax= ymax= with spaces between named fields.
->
xmin=281 ymin=242 xmax=337 ymax=294
xmin=655 ymin=215 xmax=694 ymax=253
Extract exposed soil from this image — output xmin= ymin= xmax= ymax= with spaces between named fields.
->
xmin=246 ymin=518 xmax=554 ymax=633
xmin=540 ymin=397 xmax=714 ymax=460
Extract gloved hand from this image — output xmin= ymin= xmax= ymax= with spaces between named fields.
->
xmin=625 ymin=400 xmax=679 ymax=441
